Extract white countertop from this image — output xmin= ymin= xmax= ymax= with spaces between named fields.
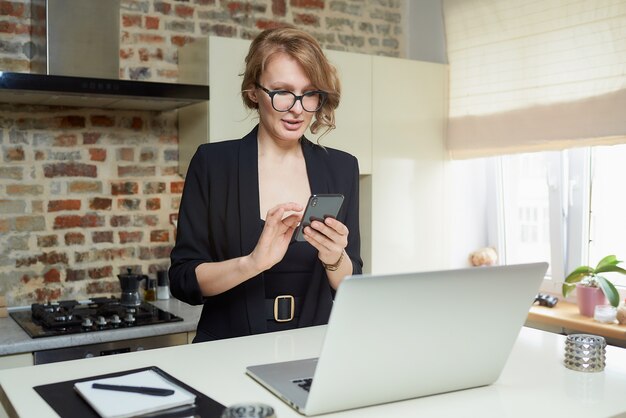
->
xmin=0 ymin=299 xmax=202 ymax=356
xmin=1 ymin=326 xmax=626 ymax=418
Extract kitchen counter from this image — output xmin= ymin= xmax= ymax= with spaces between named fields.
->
xmin=0 ymin=299 xmax=201 ymax=356
xmin=527 ymin=301 xmax=626 ymax=347
xmin=1 ymin=326 xmax=626 ymax=418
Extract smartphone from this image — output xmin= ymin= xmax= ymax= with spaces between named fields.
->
xmin=294 ymin=194 xmax=344 ymax=242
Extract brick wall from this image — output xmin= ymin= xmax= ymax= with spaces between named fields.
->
xmin=0 ymin=0 xmax=405 ymax=306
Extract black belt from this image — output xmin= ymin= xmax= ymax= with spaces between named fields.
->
xmin=265 ymin=295 xmax=302 ymax=322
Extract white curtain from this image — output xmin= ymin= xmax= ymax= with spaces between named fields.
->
xmin=443 ymin=0 xmax=626 ymax=159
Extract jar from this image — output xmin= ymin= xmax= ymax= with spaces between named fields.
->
xmin=144 ymin=277 xmax=157 ymax=302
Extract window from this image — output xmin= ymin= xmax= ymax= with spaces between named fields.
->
xmin=494 ymin=143 xmax=626 ymax=289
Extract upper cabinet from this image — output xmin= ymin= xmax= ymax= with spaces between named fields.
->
xmin=177 ymin=36 xmax=373 ymax=176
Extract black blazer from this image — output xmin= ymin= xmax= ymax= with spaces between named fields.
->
xmin=169 ymin=126 xmax=362 ymax=341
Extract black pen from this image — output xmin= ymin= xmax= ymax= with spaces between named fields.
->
xmin=92 ymin=383 xmax=175 ymax=396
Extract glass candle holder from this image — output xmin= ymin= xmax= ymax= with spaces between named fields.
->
xmin=594 ymin=304 xmax=617 ymax=323
xmin=564 ymin=334 xmax=606 ymax=373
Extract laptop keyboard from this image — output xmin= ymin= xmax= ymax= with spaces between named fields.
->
xmin=292 ymin=377 xmax=313 ymax=392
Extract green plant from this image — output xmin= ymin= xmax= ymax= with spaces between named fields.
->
xmin=562 ymin=255 xmax=626 ymax=307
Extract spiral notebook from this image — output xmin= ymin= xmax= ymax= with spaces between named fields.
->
xmin=73 ymin=369 xmax=196 ymax=418
xmin=34 ymin=366 xmax=226 ymax=418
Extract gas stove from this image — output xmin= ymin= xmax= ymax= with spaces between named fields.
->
xmin=10 ymin=296 xmax=183 ymax=338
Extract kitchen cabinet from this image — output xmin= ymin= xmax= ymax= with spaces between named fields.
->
xmin=0 ymin=352 xmax=33 ymax=371
xmin=178 ymin=36 xmax=373 ymax=175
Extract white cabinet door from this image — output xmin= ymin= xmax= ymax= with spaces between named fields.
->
xmin=370 ymin=56 xmax=448 ymax=274
xmin=309 ymin=50 xmax=372 ymax=175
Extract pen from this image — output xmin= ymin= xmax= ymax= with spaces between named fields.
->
xmin=92 ymin=383 xmax=175 ymax=396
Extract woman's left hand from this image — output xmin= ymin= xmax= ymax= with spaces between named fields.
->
xmin=303 ymin=217 xmax=348 ymax=266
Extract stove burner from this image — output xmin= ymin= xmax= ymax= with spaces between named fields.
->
xmin=9 ymin=296 xmax=183 ymax=338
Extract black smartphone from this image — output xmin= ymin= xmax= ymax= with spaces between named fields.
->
xmin=294 ymin=194 xmax=344 ymax=242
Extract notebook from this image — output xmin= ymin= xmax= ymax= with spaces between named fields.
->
xmin=246 ymin=262 xmax=548 ymax=416
xmin=73 ymin=369 xmax=196 ymax=418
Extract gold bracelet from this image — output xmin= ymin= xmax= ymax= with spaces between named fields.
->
xmin=322 ymin=250 xmax=345 ymax=271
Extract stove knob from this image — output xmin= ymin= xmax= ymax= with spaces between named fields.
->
xmin=111 ymin=314 xmax=122 ymax=326
xmin=55 ymin=315 xmax=67 ymax=322
xmin=81 ymin=318 xmax=93 ymax=328
xmin=124 ymin=313 xmax=135 ymax=324
xmin=95 ymin=316 xmax=107 ymax=327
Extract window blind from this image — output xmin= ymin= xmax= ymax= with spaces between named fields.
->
xmin=443 ymin=0 xmax=626 ymax=159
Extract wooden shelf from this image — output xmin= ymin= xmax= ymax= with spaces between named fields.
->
xmin=528 ymin=301 xmax=626 ymax=341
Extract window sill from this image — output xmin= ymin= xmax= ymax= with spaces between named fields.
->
xmin=528 ymin=301 xmax=626 ymax=342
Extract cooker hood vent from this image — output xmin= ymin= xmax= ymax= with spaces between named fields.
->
xmin=0 ymin=0 xmax=208 ymax=111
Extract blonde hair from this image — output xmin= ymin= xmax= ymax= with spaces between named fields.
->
xmin=241 ymin=25 xmax=341 ymax=137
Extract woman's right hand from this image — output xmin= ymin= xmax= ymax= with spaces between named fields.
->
xmin=249 ymin=202 xmax=303 ymax=272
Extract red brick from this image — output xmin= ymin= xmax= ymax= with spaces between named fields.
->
xmin=156 ymin=69 xmax=178 ymax=79
xmin=43 ymin=268 xmax=61 ymax=283
xmin=82 ymin=132 xmax=102 ymax=144
xmin=290 ymin=0 xmax=324 ymax=9
xmin=154 ymin=1 xmax=172 ymax=14
xmin=146 ymin=197 xmax=161 ymax=210
xmin=88 ymin=266 xmax=113 ymax=280
xmin=136 ymin=33 xmax=165 ymax=43
xmin=272 ymin=0 xmax=286 ymax=16
xmin=69 ymin=181 xmax=102 ymax=193
xmin=92 ymin=231 xmax=113 ymax=243
xmin=118 ymin=166 xmax=155 ymax=177
xmin=44 ymin=163 xmax=97 ymax=178
xmin=145 ymin=16 xmax=160 ymax=29
xmin=35 ymin=150 xmax=45 ymax=160
xmin=6 ymin=184 xmax=43 ymax=195
xmin=171 ymin=35 xmax=193 ymax=47
xmin=140 ymin=245 xmax=173 ymax=259
xmin=54 ymin=134 xmax=78 ymax=146
xmin=150 ymin=230 xmax=169 ymax=242
xmin=87 ymin=280 xmax=120 ymax=294
xmin=120 ymin=48 xmax=134 ymax=59
xmin=66 ymin=269 xmax=86 ymax=282
xmin=37 ymin=235 xmax=58 ymax=248
xmin=175 ymin=4 xmax=194 ymax=18
xmin=122 ymin=14 xmax=142 ymax=28
xmin=5 ymin=146 xmax=24 ymax=161
xmin=118 ymin=148 xmax=135 ymax=161
xmin=111 ymin=181 xmax=138 ymax=195
xmin=89 ymin=197 xmax=112 ymax=210
xmin=134 ymin=215 xmax=159 ymax=227
xmin=171 ymin=181 xmax=184 ymax=193
xmin=82 ymin=214 xmax=105 ymax=228
xmin=119 ymin=231 xmax=143 ymax=243
xmin=64 ymin=232 xmax=85 ymax=245
xmin=59 ymin=116 xmax=86 ymax=128
xmin=294 ymin=13 xmax=319 ymax=26
xmin=34 ymin=288 xmax=62 ymax=303
xmin=256 ymin=20 xmax=283 ymax=30
xmin=90 ymin=115 xmax=115 ymax=127
xmin=48 ymin=199 xmax=81 ymax=212
xmin=53 ymin=214 xmax=104 ymax=229
xmin=89 ymin=148 xmax=107 ymax=161
xmin=110 ymin=215 xmax=131 ymax=227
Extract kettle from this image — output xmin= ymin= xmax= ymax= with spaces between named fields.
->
xmin=117 ymin=268 xmax=148 ymax=306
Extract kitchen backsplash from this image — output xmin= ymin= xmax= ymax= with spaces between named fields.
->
xmin=0 ymin=0 xmax=404 ymax=306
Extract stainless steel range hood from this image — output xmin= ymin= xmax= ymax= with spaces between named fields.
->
xmin=0 ymin=0 xmax=208 ymax=111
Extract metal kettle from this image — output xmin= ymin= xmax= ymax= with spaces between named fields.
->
xmin=117 ymin=268 xmax=148 ymax=306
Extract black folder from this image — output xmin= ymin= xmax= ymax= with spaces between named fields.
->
xmin=33 ymin=366 xmax=225 ymax=418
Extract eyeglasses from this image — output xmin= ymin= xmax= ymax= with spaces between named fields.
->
xmin=255 ymin=83 xmax=327 ymax=112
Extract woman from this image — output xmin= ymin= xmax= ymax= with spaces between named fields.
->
xmin=169 ymin=25 xmax=362 ymax=342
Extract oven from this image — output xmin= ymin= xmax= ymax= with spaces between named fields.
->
xmin=32 ymin=333 xmax=188 ymax=365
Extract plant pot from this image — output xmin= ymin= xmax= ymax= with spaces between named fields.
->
xmin=576 ymin=284 xmax=607 ymax=317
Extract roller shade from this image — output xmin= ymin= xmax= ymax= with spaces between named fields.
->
xmin=443 ymin=0 xmax=626 ymax=159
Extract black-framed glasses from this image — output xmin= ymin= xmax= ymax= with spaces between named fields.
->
xmin=255 ymin=83 xmax=327 ymax=112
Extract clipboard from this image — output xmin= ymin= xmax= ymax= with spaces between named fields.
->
xmin=33 ymin=366 xmax=225 ymax=418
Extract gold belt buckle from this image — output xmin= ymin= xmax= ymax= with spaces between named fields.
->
xmin=274 ymin=295 xmax=295 ymax=322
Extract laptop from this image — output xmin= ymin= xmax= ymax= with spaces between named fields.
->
xmin=246 ymin=262 xmax=548 ymax=416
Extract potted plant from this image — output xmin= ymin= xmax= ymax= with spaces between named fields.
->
xmin=562 ymin=255 xmax=625 ymax=317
